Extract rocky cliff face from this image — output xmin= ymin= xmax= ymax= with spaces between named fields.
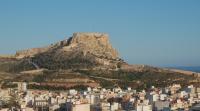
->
xmin=15 ymin=32 xmax=119 ymax=60
xmin=67 ymin=33 xmax=119 ymax=59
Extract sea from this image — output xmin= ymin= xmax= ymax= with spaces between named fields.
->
xmin=170 ymin=66 xmax=200 ymax=73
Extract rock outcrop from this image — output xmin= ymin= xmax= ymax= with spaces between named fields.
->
xmin=15 ymin=32 xmax=119 ymax=60
xmin=14 ymin=32 xmax=121 ymax=70
xmin=67 ymin=32 xmax=119 ymax=59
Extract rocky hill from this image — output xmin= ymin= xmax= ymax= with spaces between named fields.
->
xmin=0 ymin=32 xmax=200 ymax=90
xmin=14 ymin=32 xmax=121 ymax=70
xmin=16 ymin=32 xmax=118 ymax=59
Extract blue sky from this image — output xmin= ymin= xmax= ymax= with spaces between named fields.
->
xmin=0 ymin=0 xmax=200 ymax=67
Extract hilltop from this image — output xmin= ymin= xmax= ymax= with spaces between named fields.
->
xmin=14 ymin=32 xmax=121 ymax=70
xmin=0 ymin=32 xmax=200 ymax=90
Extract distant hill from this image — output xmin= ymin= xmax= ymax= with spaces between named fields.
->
xmin=0 ymin=32 xmax=200 ymax=90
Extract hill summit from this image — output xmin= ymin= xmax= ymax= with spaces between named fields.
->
xmin=67 ymin=32 xmax=119 ymax=59
xmin=15 ymin=32 xmax=121 ymax=70
xmin=16 ymin=32 xmax=119 ymax=60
